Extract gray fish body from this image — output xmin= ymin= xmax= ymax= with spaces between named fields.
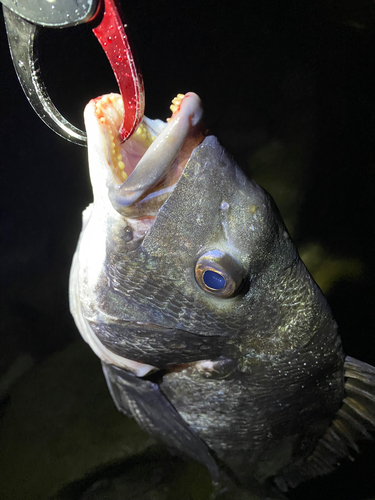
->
xmin=70 ymin=98 xmax=374 ymax=494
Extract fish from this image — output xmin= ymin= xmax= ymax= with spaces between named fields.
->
xmin=69 ymin=91 xmax=375 ymax=498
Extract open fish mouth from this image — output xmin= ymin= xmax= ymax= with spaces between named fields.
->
xmin=87 ymin=92 xmax=205 ymax=217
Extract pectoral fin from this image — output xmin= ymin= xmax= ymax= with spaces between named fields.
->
xmin=276 ymin=356 xmax=375 ymax=490
xmin=102 ymin=362 xmax=220 ymax=483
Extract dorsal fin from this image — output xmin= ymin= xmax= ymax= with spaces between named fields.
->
xmin=275 ymin=356 xmax=375 ymax=491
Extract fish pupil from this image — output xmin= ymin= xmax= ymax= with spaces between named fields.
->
xmin=203 ymin=270 xmax=226 ymax=290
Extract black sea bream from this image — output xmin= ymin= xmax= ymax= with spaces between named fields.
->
xmin=70 ymin=92 xmax=375 ymax=497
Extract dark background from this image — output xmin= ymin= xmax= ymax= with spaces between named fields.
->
xmin=1 ymin=0 xmax=375 ymax=499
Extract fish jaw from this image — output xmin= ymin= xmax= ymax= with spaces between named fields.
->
xmin=83 ymin=93 xmax=163 ymax=212
xmin=83 ymin=92 xmax=205 ymax=219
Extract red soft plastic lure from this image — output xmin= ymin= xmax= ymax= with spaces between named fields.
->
xmin=92 ymin=0 xmax=145 ymax=141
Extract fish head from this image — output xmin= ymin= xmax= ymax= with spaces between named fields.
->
xmin=71 ymin=91 xmax=339 ymax=374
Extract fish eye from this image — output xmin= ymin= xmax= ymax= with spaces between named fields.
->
xmin=195 ymin=250 xmax=244 ymax=298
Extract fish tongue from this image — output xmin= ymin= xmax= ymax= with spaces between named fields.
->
xmin=109 ymin=92 xmax=204 ymax=211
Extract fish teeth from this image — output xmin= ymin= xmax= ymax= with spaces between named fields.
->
xmin=134 ymin=123 xmax=154 ymax=146
xmin=93 ymin=93 xmax=159 ymax=184
xmin=169 ymin=93 xmax=186 ymax=116
xmin=94 ymin=94 xmax=127 ymax=183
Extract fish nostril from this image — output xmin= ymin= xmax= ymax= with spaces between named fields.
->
xmin=122 ymin=225 xmax=133 ymax=242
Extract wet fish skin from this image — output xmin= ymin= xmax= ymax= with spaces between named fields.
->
xmin=110 ymin=136 xmax=344 ymax=484
xmin=70 ymin=99 xmax=374 ymax=495
xmin=78 ymin=136 xmax=338 ymax=365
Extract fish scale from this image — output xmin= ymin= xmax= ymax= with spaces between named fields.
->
xmin=109 ymin=249 xmax=246 ymax=335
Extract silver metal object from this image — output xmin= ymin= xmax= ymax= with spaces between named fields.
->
xmin=2 ymin=4 xmax=94 ymax=145
xmin=1 ymin=0 xmax=97 ymax=28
